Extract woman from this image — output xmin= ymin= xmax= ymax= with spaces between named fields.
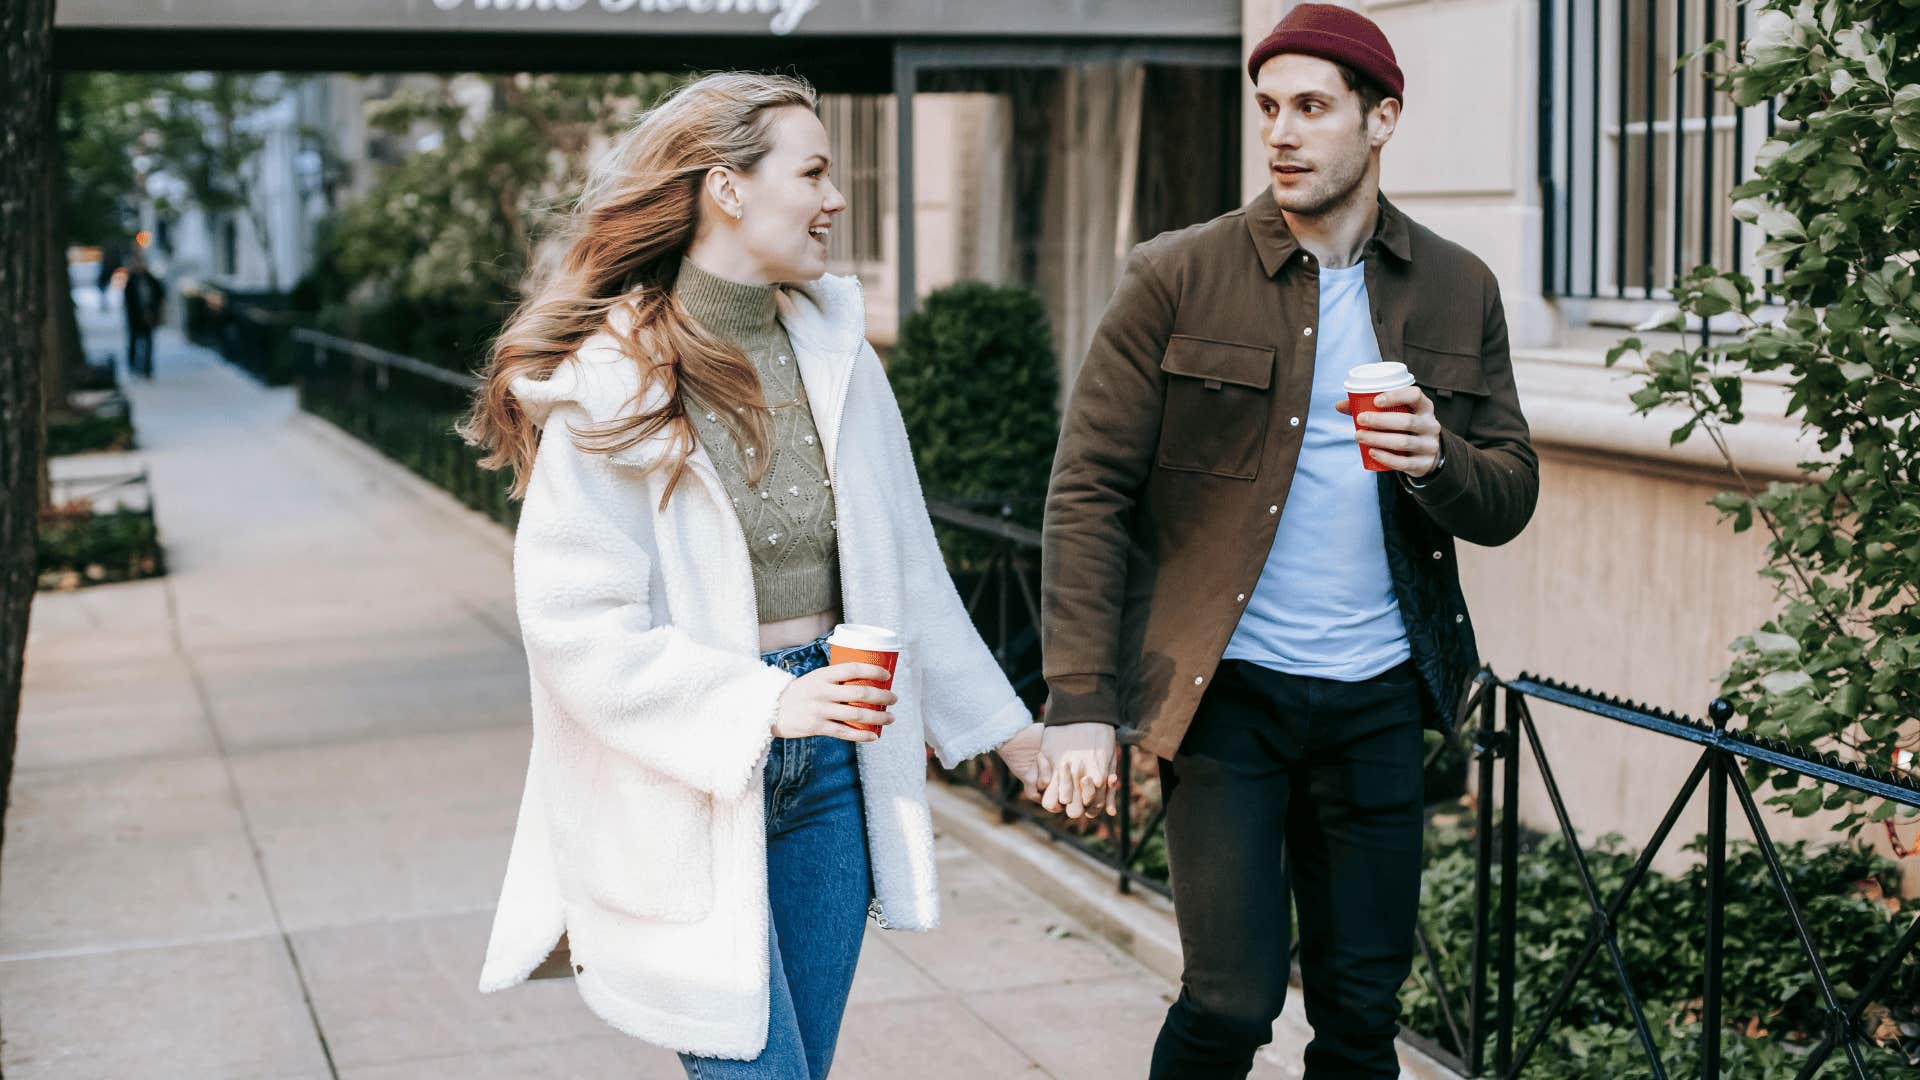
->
xmin=465 ymin=72 xmax=1047 ymax=1077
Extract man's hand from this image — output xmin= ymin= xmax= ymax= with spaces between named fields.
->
xmin=1039 ymin=723 xmax=1119 ymax=820
xmin=1335 ymin=385 xmax=1443 ymax=478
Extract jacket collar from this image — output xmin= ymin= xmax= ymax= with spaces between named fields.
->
xmin=1246 ymin=186 xmax=1412 ymax=278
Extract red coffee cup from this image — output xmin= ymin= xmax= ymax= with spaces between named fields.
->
xmin=1344 ymin=361 xmax=1417 ymax=472
xmin=826 ymin=624 xmax=901 ymax=735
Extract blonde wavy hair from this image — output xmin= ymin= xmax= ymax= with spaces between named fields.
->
xmin=460 ymin=71 xmax=819 ymax=505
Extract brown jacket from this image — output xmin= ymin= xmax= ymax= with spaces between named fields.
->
xmin=1041 ymin=188 xmax=1538 ymax=759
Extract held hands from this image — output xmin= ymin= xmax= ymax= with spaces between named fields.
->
xmin=1336 ymin=385 xmax=1443 ymax=478
xmin=773 ymin=663 xmax=897 ymax=742
xmin=1038 ymin=723 xmax=1120 ymax=820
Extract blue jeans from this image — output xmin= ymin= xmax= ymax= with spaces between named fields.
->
xmin=681 ymin=636 xmax=871 ymax=1080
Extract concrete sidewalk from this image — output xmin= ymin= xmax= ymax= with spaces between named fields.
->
xmin=3 ymin=324 xmax=1292 ymax=1079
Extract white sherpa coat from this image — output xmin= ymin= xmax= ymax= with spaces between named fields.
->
xmin=476 ymin=273 xmax=1030 ymax=1058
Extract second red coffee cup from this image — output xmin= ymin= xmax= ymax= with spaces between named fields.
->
xmin=826 ymin=624 xmax=901 ymax=735
xmin=1343 ymin=361 xmax=1417 ymax=472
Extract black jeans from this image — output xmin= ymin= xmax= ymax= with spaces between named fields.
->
xmin=1149 ymin=659 xmax=1426 ymax=1080
xmin=128 ymin=326 xmax=154 ymax=378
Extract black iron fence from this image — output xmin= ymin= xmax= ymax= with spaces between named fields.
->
xmin=182 ymin=286 xmax=302 ymax=386
xmin=287 ymin=327 xmax=517 ymax=527
xmin=1540 ymin=0 xmax=1789 ymax=304
xmin=1459 ymin=676 xmax=1920 ymax=1078
xmin=202 ymin=324 xmax=1920 ymax=1075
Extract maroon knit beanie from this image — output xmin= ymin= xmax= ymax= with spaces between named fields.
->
xmin=1247 ymin=3 xmax=1405 ymax=102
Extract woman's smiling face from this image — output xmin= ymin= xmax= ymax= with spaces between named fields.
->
xmin=726 ymin=105 xmax=847 ymax=284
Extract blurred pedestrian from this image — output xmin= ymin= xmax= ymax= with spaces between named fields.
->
xmin=123 ymin=251 xmax=165 ymax=379
xmin=463 ymin=72 xmax=1047 ymax=1079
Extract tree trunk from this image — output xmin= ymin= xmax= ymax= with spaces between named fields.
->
xmin=39 ymin=77 xmax=76 ymax=512
xmin=1 ymin=0 xmax=56 ymax=888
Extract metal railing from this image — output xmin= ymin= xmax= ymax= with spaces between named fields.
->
xmin=46 ymin=468 xmax=154 ymax=514
xmin=1459 ymin=675 xmax=1920 ymax=1078
xmin=1540 ymin=0 xmax=1789 ymax=310
xmin=923 ymin=500 xmax=1175 ymax=898
xmin=183 ymin=287 xmax=303 ymax=386
xmin=284 ymin=328 xmax=515 ymax=527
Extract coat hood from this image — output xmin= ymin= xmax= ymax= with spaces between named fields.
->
xmin=506 ymin=271 xmax=868 ymax=470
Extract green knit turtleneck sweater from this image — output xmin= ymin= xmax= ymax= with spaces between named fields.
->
xmin=674 ymin=258 xmax=841 ymax=625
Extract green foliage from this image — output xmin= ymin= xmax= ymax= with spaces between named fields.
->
xmin=60 ymin=73 xmax=164 ymax=246
xmin=937 ymin=763 xmax=1919 ymax=1074
xmin=35 ymin=505 xmax=164 ymax=591
xmin=1605 ymin=0 xmax=1920 ymax=837
xmin=890 ymin=281 xmax=1060 ymax=566
xmin=45 ymin=410 xmax=135 ymax=456
xmin=60 ymin=72 xmax=313 ymax=290
xmin=1405 ymin=826 xmax=1919 ymax=1075
xmin=312 ymin=73 xmax=681 ymax=371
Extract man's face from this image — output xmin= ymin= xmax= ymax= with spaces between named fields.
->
xmin=1253 ymin=54 xmax=1394 ymax=216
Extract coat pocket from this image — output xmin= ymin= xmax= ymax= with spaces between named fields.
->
xmin=580 ymin=755 xmax=715 ymax=923
xmin=1402 ymin=341 xmax=1489 ymax=398
xmin=1156 ymin=335 xmax=1274 ymax=480
xmin=1403 ymin=341 xmax=1490 ymax=432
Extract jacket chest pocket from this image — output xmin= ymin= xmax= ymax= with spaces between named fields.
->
xmin=1403 ymin=341 xmax=1490 ymax=433
xmin=1156 ymin=335 xmax=1275 ymax=480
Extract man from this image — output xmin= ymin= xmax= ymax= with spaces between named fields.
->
xmin=1036 ymin=5 xmax=1538 ymax=1077
xmin=123 ymin=252 xmax=165 ymax=379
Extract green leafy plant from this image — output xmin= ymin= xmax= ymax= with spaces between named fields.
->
xmin=35 ymin=503 xmax=164 ymax=591
xmin=890 ymin=281 xmax=1060 ymax=567
xmin=313 ymin=73 xmax=682 ymax=372
xmin=1605 ymin=0 xmax=1920 ymax=837
xmin=1404 ymin=825 xmax=1919 ymax=1075
xmin=45 ymin=408 xmax=133 ymax=456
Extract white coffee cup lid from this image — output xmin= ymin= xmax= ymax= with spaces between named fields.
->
xmin=1343 ymin=361 xmax=1416 ymax=394
xmin=829 ymin=624 xmax=901 ymax=652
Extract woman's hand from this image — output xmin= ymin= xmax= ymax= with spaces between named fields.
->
xmin=993 ymin=722 xmax=1049 ymax=800
xmin=772 ymin=663 xmax=898 ymax=742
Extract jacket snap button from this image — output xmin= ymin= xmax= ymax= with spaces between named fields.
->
xmin=1236 ymin=593 xmax=1246 ymax=603
xmin=1303 ymin=327 xmax=1313 ymax=337
xmin=1289 ymin=416 xmax=1300 ymax=427
xmin=1455 ymin=614 xmax=1465 ymax=623
xmin=1432 ymin=551 xmax=1444 ymax=560
xmin=1269 ymin=505 xmax=1278 ymax=514
xmin=1193 ymin=676 xmax=1204 ymax=685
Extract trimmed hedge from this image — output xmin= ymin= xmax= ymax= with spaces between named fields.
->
xmin=890 ymin=281 xmax=1059 ymax=565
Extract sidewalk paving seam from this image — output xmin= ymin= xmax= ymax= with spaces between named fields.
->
xmin=871 ymin=934 xmax=1063 ymax=1079
xmin=160 ymin=569 xmax=344 ymax=1080
xmin=0 ymin=927 xmax=283 ymax=964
